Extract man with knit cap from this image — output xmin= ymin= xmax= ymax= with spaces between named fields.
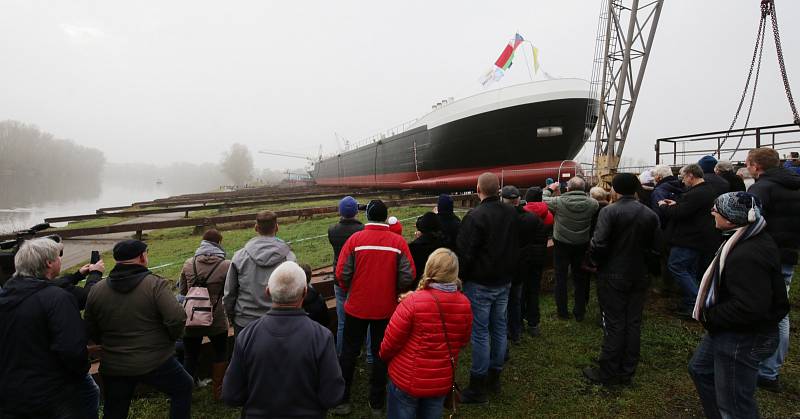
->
xmin=436 ymin=193 xmax=461 ymax=250
xmin=457 ymin=173 xmax=519 ymax=403
xmin=689 ymin=192 xmax=789 ymax=418
xmin=746 ymin=147 xmax=800 ymax=392
xmin=334 ymin=199 xmax=415 ymax=416
xmin=85 ymin=239 xmax=192 ymax=419
xmin=698 ymin=155 xmax=730 ymax=196
xmin=328 ymin=196 xmax=365 ymax=356
xmin=224 ymin=210 xmax=296 ymax=335
xmin=409 ymin=212 xmax=446 ymax=282
xmin=583 ymin=174 xmax=660 ymax=386
xmin=543 ymin=176 xmax=600 ymax=321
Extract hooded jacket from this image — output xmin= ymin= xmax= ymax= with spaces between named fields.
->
xmin=180 ymin=240 xmax=232 ymax=337
xmin=437 ymin=212 xmax=461 ymax=251
xmin=85 ymin=264 xmax=187 ymax=376
xmin=0 ymin=276 xmax=88 ymax=416
xmin=748 ymin=167 xmax=800 ymax=265
xmin=523 ymin=201 xmax=554 ymax=226
xmin=543 ymin=190 xmax=599 ymax=245
xmin=224 ymin=235 xmax=296 ymax=328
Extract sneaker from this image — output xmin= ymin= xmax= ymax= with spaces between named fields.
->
xmin=332 ymin=403 xmax=352 ymax=415
xmin=528 ymin=325 xmax=541 ymax=337
xmin=757 ymin=376 xmax=783 ymax=393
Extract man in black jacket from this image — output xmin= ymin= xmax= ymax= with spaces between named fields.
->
xmin=715 ymin=160 xmax=746 ymax=192
xmin=0 ymin=238 xmax=89 ymax=418
xmin=583 ymin=174 xmax=660 ymax=386
xmin=458 ymin=173 xmax=519 ymax=403
xmin=328 ymin=196 xmax=366 ymax=357
xmin=408 ymin=212 xmax=447 ymax=282
xmin=689 ymin=192 xmax=789 ymax=418
xmin=501 ymin=185 xmax=545 ymax=343
xmin=436 ymin=194 xmax=461 ymax=251
xmin=223 ymin=261 xmax=345 ymax=418
xmin=659 ymin=164 xmax=720 ymax=317
xmin=746 ymin=147 xmax=800 ymax=392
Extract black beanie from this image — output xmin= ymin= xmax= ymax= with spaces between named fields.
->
xmin=611 ymin=173 xmax=641 ymax=196
xmin=416 ymin=212 xmax=441 ymax=234
xmin=113 ymin=239 xmax=147 ymax=261
xmin=366 ymin=199 xmax=388 ymax=222
xmin=525 ymin=187 xmax=543 ymax=203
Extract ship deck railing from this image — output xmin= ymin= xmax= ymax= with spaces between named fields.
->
xmin=319 ymin=118 xmax=420 ymax=160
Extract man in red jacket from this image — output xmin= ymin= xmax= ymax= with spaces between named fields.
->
xmin=333 ymin=200 xmax=416 ymax=416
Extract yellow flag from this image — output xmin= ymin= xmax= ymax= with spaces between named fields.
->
xmin=532 ymin=46 xmax=540 ymax=74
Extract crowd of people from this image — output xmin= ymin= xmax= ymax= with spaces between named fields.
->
xmin=0 ymin=147 xmax=796 ymax=419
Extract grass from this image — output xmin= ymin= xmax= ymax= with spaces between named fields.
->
xmin=72 ymin=207 xmax=798 ymax=419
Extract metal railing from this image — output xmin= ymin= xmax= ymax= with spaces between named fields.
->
xmin=655 ymin=123 xmax=800 ymax=165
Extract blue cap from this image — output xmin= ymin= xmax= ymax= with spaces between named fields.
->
xmin=545 ymin=177 xmax=554 ymax=186
xmin=698 ymin=155 xmax=718 ymax=173
xmin=437 ymin=194 xmax=454 ymax=214
xmin=338 ymin=196 xmax=358 ymax=218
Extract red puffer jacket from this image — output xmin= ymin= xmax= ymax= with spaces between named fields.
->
xmin=379 ymin=288 xmax=472 ymax=398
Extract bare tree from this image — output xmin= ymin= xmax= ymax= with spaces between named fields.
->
xmin=220 ymin=143 xmax=254 ymax=186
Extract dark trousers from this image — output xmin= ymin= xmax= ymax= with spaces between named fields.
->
xmin=339 ymin=314 xmax=389 ymax=408
xmin=183 ymin=332 xmax=228 ymax=379
xmin=101 ymin=357 xmax=193 ymax=419
xmin=689 ymin=331 xmax=779 ymax=419
xmin=508 ymin=265 xmax=543 ymax=339
xmin=553 ymin=240 xmax=590 ymax=318
xmin=597 ymin=279 xmax=647 ymax=380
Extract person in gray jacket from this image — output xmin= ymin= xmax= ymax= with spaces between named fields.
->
xmin=544 ymin=176 xmax=599 ymax=321
xmin=224 ymin=210 xmax=296 ymax=335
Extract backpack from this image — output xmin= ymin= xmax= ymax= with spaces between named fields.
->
xmin=184 ymin=257 xmax=223 ymax=328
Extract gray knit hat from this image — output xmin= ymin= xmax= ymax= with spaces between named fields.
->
xmin=714 ymin=192 xmax=761 ymax=225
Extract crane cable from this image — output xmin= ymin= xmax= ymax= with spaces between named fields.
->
xmin=722 ymin=0 xmax=799 ymax=159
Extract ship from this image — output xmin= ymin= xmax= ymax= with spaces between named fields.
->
xmin=310 ymin=78 xmax=599 ymax=190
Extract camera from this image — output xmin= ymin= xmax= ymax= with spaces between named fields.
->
xmin=0 ymin=223 xmax=55 ymax=286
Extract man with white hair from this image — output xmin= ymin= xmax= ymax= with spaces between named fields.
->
xmin=223 ymin=261 xmax=345 ymax=418
xmin=0 ymin=238 xmax=89 ymax=418
xmin=544 ymin=176 xmax=599 ymax=321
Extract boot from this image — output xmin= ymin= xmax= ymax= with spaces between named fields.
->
xmin=486 ymin=368 xmax=502 ymax=394
xmin=459 ymin=373 xmax=488 ymax=404
xmin=211 ymin=362 xmax=228 ymax=401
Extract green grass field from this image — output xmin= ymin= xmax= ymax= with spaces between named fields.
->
xmin=74 ymin=206 xmax=798 ymax=418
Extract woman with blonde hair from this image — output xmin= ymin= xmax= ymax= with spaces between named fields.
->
xmin=380 ymin=248 xmax=473 ymax=419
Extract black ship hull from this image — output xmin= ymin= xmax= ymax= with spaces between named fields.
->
xmin=311 ymin=80 xmax=597 ymax=190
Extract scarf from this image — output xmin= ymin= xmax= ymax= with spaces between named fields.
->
xmin=692 ymin=217 xmax=767 ymax=321
xmin=429 ymin=282 xmax=458 ymax=293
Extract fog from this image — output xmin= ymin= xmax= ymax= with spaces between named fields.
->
xmin=0 ymin=1 xmax=798 ymax=172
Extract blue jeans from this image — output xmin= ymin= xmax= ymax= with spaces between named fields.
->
xmin=759 ymin=264 xmax=793 ymax=379
xmin=80 ymin=373 xmax=100 ymax=419
xmin=689 ymin=331 xmax=779 ymax=419
xmin=668 ymin=246 xmax=701 ymax=310
xmin=101 ymin=357 xmax=193 ymax=419
xmin=464 ymin=281 xmax=511 ymax=376
xmin=335 ymin=284 xmax=372 ymax=363
xmin=387 ymin=379 xmax=445 ymax=419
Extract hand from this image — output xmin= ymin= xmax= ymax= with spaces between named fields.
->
xmin=79 ymin=264 xmax=91 ymax=275
xmin=414 ymin=230 xmax=422 ymax=239
xmin=397 ymin=291 xmax=413 ymax=302
xmin=547 ymin=182 xmax=559 ymax=191
xmin=663 ymin=199 xmax=676 ymax=206
xmin=89 ymin=259 xmax=105 ymax=273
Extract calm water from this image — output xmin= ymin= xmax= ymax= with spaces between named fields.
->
xmin=0 ymin=181 xmax=174 ymax=233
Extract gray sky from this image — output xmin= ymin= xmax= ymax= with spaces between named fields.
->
xmin=1 ymin=0 xmax=798 ymax=170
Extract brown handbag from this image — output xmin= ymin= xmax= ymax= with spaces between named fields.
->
xmin=430 ymin=291 xmax=461 ymax=418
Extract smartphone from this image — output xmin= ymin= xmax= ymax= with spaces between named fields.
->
xmin=90 ymin=250 xmax=100 ymax=264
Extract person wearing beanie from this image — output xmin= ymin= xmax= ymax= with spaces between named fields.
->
xmin=658 ymin=163 xmax=720 ymax=318
xmin=388 ymin=216 xmax=403 ymax=236
xmin=328 ymin=197 xmax=366 ymax=359
xmin=689 ymin=192 xmax=789 ymax=418
xmin=409 ymin=212 xmax=446 ymax=282
xmin=698 ymin=155 xmax=730 ymax=196
xmin=583 ymin=173 xmax=660 ymax=386
xmin=85 ymin=240 xmax=192 ymax=419
xmin=746 ymin=147 xmax=800 ymax=392
xmin=178 ymin=230 xmax=232 ymax=398
xmin=436 ymin=194 xmax=461 ymax=251
xmin=334 ymin=199 xmax=416 ymax=416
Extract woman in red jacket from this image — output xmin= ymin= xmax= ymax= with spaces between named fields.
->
xmin=379 ymin=248 xmax=473 ymax=419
